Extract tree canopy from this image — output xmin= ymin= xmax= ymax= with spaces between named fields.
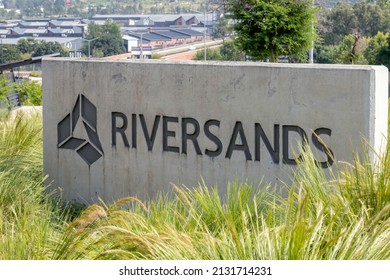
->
xmin=376 ymin=36 xmax=390 ymax=68
xmin=320 ymin=2 xmax=390 ymax=45
xmin=16 ymin=38 xmax=67 ymax=57
xmin=226 ymin=0 xmax=316 ymax=62
xmin=82 ymin=20 xmax=126 ymax=58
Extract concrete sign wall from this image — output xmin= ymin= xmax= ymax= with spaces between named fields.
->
xmin=42 ymin=59 xmax=388 ymax=203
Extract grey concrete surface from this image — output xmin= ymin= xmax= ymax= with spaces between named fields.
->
xmin=42 ymin=59 xmax=388 ymax=204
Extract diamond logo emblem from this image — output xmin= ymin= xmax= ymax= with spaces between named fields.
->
xmin=57 ymin=94 xmax=103 ymax=165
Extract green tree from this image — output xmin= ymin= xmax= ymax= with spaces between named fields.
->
xmin=16 ymin=38 xmax=67 ymax=58
xmin=213 ymin=16 xmax=230 ymax=42
xmin=353 ymin=2 xmax=388 ymax=37
xmin=193 ymin=48 xmax=222 ymax=61
xmin=32 ymin=40 xmax=67 ymax=57
xmin=226 ymin=0 xmax=315 ymax=62
xmin=53 ymin=0 xmax=65 ymax=15
xmin=314 ymin=44 xmax=338 ymax=64
xmin=376 ymin=36 xmax=390 ymax=68
xmin=364 ymin=32 xmax=389 ymax=65
xmin=333 ymin=34 xmax=368 ymax=64
xmin=377 ymin=0 xmax=390 ymax=9
xmin=17 ymin=38 xmax=38 ymax=54
xmin=220 ymin=40 xmax=245 ymax=61
xmin=15 ymin=80 xmax=42 ymax=105
xmin=321 ymin=3 xmax=357 ymax=45
xmin=1 ymin=44 xmax=22 ymax=64
xmin=83 ymin=20 xmax=125 ymax=57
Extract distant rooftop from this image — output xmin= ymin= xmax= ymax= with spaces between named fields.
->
xmin=152 ymin=30 xmax=190 ymax=39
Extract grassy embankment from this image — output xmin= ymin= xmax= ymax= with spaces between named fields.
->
xmin=0 ymin=107 xmax=389 ymax=260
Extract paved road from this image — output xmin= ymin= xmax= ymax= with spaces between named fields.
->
xmin=154 ymin=40 xmax=223 ymax=58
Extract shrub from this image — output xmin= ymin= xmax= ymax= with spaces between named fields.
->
xmin=15 ymin=81 xmax=42 ymax=106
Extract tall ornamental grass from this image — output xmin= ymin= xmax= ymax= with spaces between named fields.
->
xmin=1 ymin=109 xmax=390 ymax=260
xmin=0 ymin=110 xmax=63 ymax=259
xmin=54 ymin=148 xmax=390 ymax=260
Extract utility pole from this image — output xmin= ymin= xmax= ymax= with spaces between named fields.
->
xmin=309 ymin=0 xmax=314 ymax=64
xmin=137 ymin=32 xmax=149 ymax=59
xmin=1 ymin=39 xmax=3 ymax=65
xmin=204 ymin=9 xmax=207 ymax=61
xmin=84 ymin=38 xmax=98 ymax=58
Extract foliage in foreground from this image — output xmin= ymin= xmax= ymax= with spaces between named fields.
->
xmin=0 ymin=74 xmax=42 ymax=107
xmin=226 ymin=0 xmax=316 ymax=62
xmin=53 ymin=149 xmax=390 ymax=260
xmin=0 ymin=111 xmax=61 ymax=259
xmin=1 ymin=112 xmax=390 ymax=260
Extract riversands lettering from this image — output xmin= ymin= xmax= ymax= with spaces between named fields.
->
xmin=111 ymin=113 xmax=334 ymax=168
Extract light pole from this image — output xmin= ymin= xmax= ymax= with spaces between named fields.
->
xmin=204 ymin=10 xmax=207 ymax=61
xmin=84 ymin=38 xmax=98 ymax=58
xmin=129 ymin=31 xmax=148 ymax=59
xmin=309 ymin=0 xmax=315 ymax=64
xmin=136 ymin=32 xmax=149 ymax=59
xmin=187 ymin=5 xmax=220 ymax=62
xmin=1 ymin=39 xmax=3 ymax=65
xmin=140 ymin=33 xmax=143 ymax=59
xmin=202 ymin=2 xmax=222 ymax=61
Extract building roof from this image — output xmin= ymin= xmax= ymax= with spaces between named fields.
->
xmin=152 ymin=30 xmax=190 ymax=39
xmin=19 ymin=21 xmax=49 ymax=27
xmin=126 ymin=32 xmax=171 ymax=42
xmin=173 ymin=28 xmax=204 ymax=36
xmin=0 ymin=21 xmax=20 ymax=29
xmin=48 ymin=27 xmax=79 ymax=34
xmin=0 ymin=29 xmax=11 ymax=35
xmin=149 ymin=15 xmax=182 ymax=23
xmin=122 ymin=34 xmax=139 ymax=42
xmin=18 ymin=28 xmax=48 ymax=34
xmin=22 ymin=18 xmax=51 ymax=22
xmin=92 ymin=14 xmax=209 ymax=23
xmin=0 ymin=36 xmax=82 ymax=46
xmin=56 ymin=17 xmax=83 ymax=22
xmin=92 ymin=14 xmax=143 ymax=20
xmin=50 ymin=20 xmax=86 ymax=27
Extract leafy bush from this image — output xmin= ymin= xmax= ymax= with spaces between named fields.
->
xmin=30 ymin=71 xmax=42 ymax=78
xmin=0 ymin=73 xmax=13 ymax=107
xmin=15 ymin=81 xmax=42 ymax=106
xmin=0 ymin=73 xmax=42 ymax=107
xmin=193 ymin=48 xmax=222 ymax=61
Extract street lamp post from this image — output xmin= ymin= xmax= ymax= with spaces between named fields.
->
xmin=84 ymin=38 xmax=98 ymax=58
xmin=140 ymin=33 xmax=143 ymax=59
xmin=204 ymin=9 xmax=207 ymax=61
xmin=138 ymin=32 xmax=149 ymax=59
xmin=188 ymin=4 xmax=221 ymax=62
xmin=309 ymin=0 xmax=315 ymax=64
xmin=1 ymin=39 xmax=3 ymax=65
xmin=202 ymin=3 xmax=222 ymax=61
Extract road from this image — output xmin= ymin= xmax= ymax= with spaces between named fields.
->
xmin=154 ymin=40 xmax=223 ymax=60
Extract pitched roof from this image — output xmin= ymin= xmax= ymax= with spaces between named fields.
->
xmin=173 ymin=28 xmax=204 ymax=36
xmin=50 ymin=20 xmax=86 ymax=27
xmin=47 ymin=27 xmax=82 ymax=34
xmin=149 ymin=15 xmax=182 ymax=22
xmin=152 ymin=30 xmax=190 ymax=39
xmin=0 ymin=29 xmax=10 ymax=35
xmin=20 ymin=21 xmax=49 ymax=27
xmin=0 ymin=21 xmax=19 ymax=29
xmin=0 ymin=36 xmax=82 ymax=45
xmin=126 ymin=32 xmax=171 ymax=42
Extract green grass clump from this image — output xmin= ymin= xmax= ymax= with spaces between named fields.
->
xmin=0 ymin=111 xmax=63 ymax=259
xmin=53 ymin=148 xmax=390 ymax=260
xmin=1 ymin=111 xmax=390 ymax=260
